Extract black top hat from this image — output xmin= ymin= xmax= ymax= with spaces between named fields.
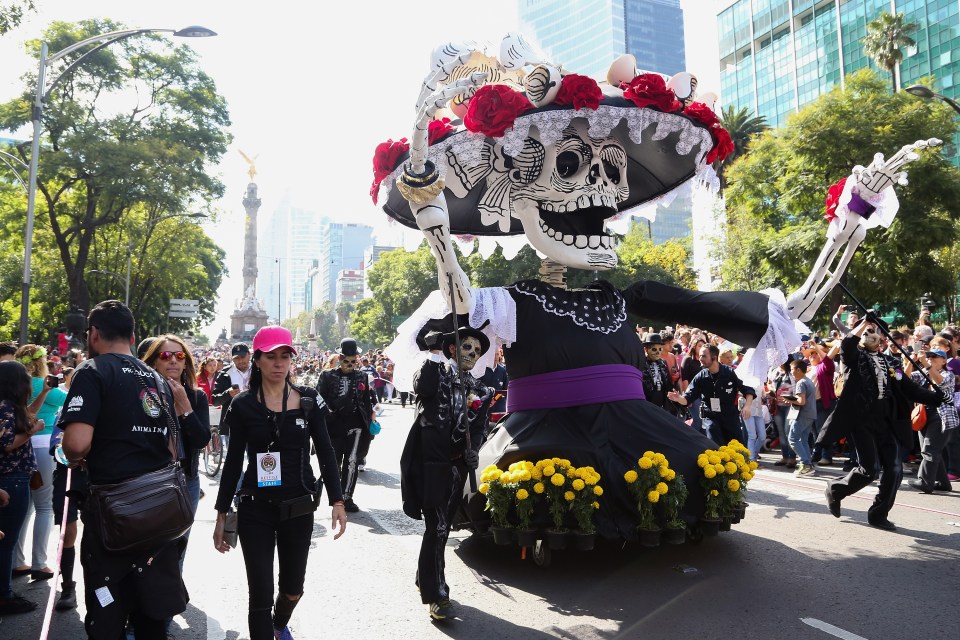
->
xmin=337 ymin=338 xmax=361 ymax=357
xmin=441 ymin=326 xmax=491 ymax=357
xmin=642 ymin=333 xmax=664 ymax=346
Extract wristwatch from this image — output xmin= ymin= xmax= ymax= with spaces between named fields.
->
xmin=179 ymin=410 xmax=194 ymax=420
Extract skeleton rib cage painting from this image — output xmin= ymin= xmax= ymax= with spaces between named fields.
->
xmin=377 ymin=33 xmax=939 ymax=542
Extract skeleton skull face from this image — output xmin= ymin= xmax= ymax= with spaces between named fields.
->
xmin=513 ymin=120 xmax=627 ymax=270
xmin=452 ymin=336 xmax=483 ymax=371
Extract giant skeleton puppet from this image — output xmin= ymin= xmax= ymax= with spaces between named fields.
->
xmin=376 ymin=35 xmax=938 ymax=539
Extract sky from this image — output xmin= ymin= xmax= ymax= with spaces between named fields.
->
xmin=0 ymin=0 xmax=721 ymax=341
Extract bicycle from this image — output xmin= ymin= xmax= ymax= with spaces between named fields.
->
xmin=204 ymin=425 xmax=224 ymax=477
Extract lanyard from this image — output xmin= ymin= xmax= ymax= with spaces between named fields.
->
xmin=259 ymin=382 xmax=289 ymax=451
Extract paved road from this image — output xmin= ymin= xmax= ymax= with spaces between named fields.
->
xmin=7 ymin=401 xmax=960 ymax=640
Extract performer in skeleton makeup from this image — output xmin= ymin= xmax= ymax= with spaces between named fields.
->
xmin=315 ymin=339 xmax=378 ymax=513
xmin=377 ymin=34 xmax=938 ymax=539
xmin=399 ymin=328 xmax=491 ymax=619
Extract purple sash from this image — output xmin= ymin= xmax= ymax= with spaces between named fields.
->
xmin=506 ymin=364 xmax=646 ymax=412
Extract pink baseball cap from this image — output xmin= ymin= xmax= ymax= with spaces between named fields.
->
xmin=252 ymin=326 xmax=297 ymax=355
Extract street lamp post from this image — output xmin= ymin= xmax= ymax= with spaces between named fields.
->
xmin=905 ymin=84 xmax=960 ymax=116
xmin=18 ymin=25 xmax=216 ymax=344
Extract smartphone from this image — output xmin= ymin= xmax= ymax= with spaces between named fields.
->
xmin=45 ymin=374 xmax=60 ymax=388
xmin=231 ymin=384 xmax=240 ymax=390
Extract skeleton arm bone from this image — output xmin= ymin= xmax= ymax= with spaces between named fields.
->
xmin=785 ymin=139 xmax=941 ymax=322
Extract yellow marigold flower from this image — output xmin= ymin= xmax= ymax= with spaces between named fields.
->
xmin=656 ymin=482 xmax=668 ymax=494
xmin=500 ymin=472 xmax=514 ymax=484
xmin=749 ymin=461 xmax=758 ymax=471
xmin=624 ymin=469 xmax=638 ymax=483
xmin=519 ymin=470 xmax=532 ymax=482
xmin=741 ymin=472 xmax=753 ymax=481
xmin=704 ymin=466 xmax=717 ymax=479
xmin=516 ymin=488 xmax=529 ymax=500
xmin=727 ymin=479 xmax=740 ymax=492
xmin=551 ymin=457 xmax=562 ymax=466
xmin=488 ymin=469 xmax=502 ymax=481
xmin=530 ymin=467 xmax=543 ymax=480
xmin=659 ymin=464 xmax=670 ymax=477
xmin=564 ymin=491 xmax=575 ymax=502
xmin=543 ymin=465 xmax=556 ymax=477
xmin=593 ymin=485 xmax=603 ymax=496
xmin=697 ymin=455 xmax=709 ymax=468
xmin=665 ymin=469 xmax=676 ymax=481
xmin=643 ymin=451 xmax=656 ymax=459
xmin=533 ymin=482 xmax=545 ymax=494
xmin=707 ymin=454 xmax=721 ymax=465
xmin=566 ymin=468 xmax=578 ymax=479
xmin=584 ymin=473 xmax=599 ymax=485
xmin=478 ymin=482 xmax=490 ymax=495
xmin=647 ymin=490 xmax=660 ymax=503
xmin=551 ymin=473 xmax=565 ymax=487
xmin=714 ymin=463 xmax=725 ymax=474
xmin=572 ymin=478 xmax=585 ymax=491
xmin=710 ymin=489 xmax=719 ymax=496
xmin=653 ymin=453 xmax=666 ymax=464
xmin=724 ymin=462 xmax=738 ymax=475
xmin=720 ymin=452 xmax=731 ymax=462
xmin=592 ymin=501 xmax=600 ymax=509
xmin=638 ymin=457 xmax=653 ymax=469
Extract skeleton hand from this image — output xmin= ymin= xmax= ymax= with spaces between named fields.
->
xmin=397 ymin=73 xmax=487 ymax=315
xmin=785 ymin=139 xmax=940 ymax=322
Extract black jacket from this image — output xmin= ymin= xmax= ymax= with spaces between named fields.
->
xmin=211 ymin=365 xmax=249 ymax=428
xmin=400 ymin=357 xmax=490 ymax=519
xmin=315 ymin=368 xmax=377 ymax=437
xmin=179 ymin=387 xmax=212 ymax=478
xmin=819 ymin=335 xmax=941 ymax=449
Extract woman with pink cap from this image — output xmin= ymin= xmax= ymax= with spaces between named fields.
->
xmin=213 ymin=326 xmax=347 ymax=640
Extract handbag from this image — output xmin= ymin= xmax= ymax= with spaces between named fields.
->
xmin=911 ymin=403 xmax=927 ymax=432
xmin=86 ymin=359 xmax=194 ymax=554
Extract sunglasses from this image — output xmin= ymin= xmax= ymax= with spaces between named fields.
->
xmin=158 ymin=351 xmax=186 ymax=361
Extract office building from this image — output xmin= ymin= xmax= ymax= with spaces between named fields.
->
xmin=519 ymin=0 xmax=686 ymax=79
xmin=718 ymin=0 xmax=960 ymax=128
xmin=319 ymin=223 xmax=373 ymax=305
xmin=258 ymin=199 xmax=326 ymax=321
xmin=336 ymin=269 xmax=365 ymax=305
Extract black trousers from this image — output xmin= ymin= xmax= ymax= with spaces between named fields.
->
xmin=918 ymin=416 xmax=954 ymax=489
xmin=418 ymin=461 xmax=466 ymax=604
xmin=237 ymin=497 xmax=313 ymax=640
xmin=332 ymin=428 xmax=371 ymax=499
xmin=828 ymin=398 xmax=902 ymax=522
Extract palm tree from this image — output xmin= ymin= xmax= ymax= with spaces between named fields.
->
xmin=862 ymin=11 xmax=918 ymax=94
xmin=717 ymin=105 xmax=768 ymax=189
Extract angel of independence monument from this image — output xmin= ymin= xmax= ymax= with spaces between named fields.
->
xmin=230 ymin=156 xmax=269 ymax=340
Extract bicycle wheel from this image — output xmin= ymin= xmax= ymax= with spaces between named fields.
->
xmin=204 ymin=428 xmax=223 ymax=477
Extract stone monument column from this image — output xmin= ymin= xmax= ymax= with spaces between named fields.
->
xmin=231 ymin=181 xmax=270 ymax=340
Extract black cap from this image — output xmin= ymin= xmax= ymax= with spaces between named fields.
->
xmin=136 ymin=337 xmax=156 ymax=360
xmin=231 ymin=343 xmax=250 ymax=357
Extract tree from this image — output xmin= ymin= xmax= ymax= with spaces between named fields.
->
xmin=0 ymin=19 xmax=231 ymax=316
xmin=717 ymin=105 xmax=768 ymax=189
xmin=0 ymin=0 xmax=34 ymax=36
xmin=862 ymin=11 xmax=918 ymax=94
xmin=720 ymin=70 xmax=960 ymax=328
xmin=335 ymin=300 xmax=354 ymax=340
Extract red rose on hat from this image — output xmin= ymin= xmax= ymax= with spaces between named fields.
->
xmin=683 ymin=101 xmax=734 ymax=164
xmin=463 ymin=84 xmax=532 ymax=138
xmin=427 ymin=117 xmax=455 ymax=144
xmin=621 ymin=73 xmax=682 ymax=113
xmin=554 ymin=74 xmax=603 ymax=110
xmin=824 ymin=177 xmax=847 ymax=222
xmin=369 ymin=137 xmax=410 ymax=204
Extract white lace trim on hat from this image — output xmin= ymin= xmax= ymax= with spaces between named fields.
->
xmin=735 ymin=288 xmax=803 ymax=389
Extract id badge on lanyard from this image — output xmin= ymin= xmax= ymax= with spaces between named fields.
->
xmin=257 ymin=384 xmax=289 ymax=488
xmin=709 ymin=397 xmax=722 ymax=413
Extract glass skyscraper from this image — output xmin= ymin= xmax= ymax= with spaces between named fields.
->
xmin=718 ymin=0 xmax=960 ymax=128
xmin=518 ymin=0 xmax=687 ymax=79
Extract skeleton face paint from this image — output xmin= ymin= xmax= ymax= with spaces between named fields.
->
xmin=340 ymin=357 xmax=358 ymax=373
xmin=512 ymin=120 xmax=626 ymax=270
xmin=458 ymin=336 xmax=482 ymax=371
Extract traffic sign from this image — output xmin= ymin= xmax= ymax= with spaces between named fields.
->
xmin=168 ymin=311 xmax=199 ymax=318
xmin=170 ymin=298 xmax=199 ymax=309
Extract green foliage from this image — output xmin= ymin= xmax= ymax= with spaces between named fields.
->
xmin=718 ymin=105 xmax=768 ymax=189
xmin=0 ymin=19 xmax=231 ymax=335
xmin=282 ymin=300 xmax=341 ymax=351
xmin=720 ymin=70 xmax=960 ymax=328
xmin=862 ymin=11 xmax=918 ymax=92
xmin=0 ymin=0 xmax=34 ymax=36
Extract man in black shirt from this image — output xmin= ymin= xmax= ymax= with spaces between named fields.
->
xmin=668 ymin=343 xmax=755 ymax=444
xmin=61 ymin=300 xmax=188 ymax=640
xmin=316 ymin=338 xmax=378 ymax=513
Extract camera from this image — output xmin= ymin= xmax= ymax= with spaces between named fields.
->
xmin=45 ymin=374 xmax=61 ymax=388
xmin=672 ymin=344 xmax=682 ymax=355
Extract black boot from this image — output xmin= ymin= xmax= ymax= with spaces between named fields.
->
xmin=55 ymin=581 xmax=77 ymax=610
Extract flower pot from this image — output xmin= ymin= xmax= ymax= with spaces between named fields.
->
xmin=699 ymin=518 xmax=721 ymax=537
xmin=546 ymin=529 xmax=568 ymax=550
xmin=572 ymin=531 xmax=596 ymax=551
xmin=736 ymin=503 xmax=748 ymax=520
xmin=491 ymin=526 xmax=514 ymax=545
xmin=516 ymin=528 xmax=539 ymax=547
xmin=719 ymin=517 xmax=732 ymax=532
xmin=730 ymin=512 xmax=741 ymax=524
xmin=637 ymin=527 xmax=662 ymax=548
xmin=663 ymin=526 xmax=687 ymax=545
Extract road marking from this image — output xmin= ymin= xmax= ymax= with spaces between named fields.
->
xmin=801 ymin=618 xmax=869 ymax=640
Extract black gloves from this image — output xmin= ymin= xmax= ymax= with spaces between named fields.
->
xmin=463 ymin=449 xmax=479 ymax=470
xmin=424 ymin=330 xmax=444 ymax=351
xmin=863 ymin=309 xmax=889 ymax=333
